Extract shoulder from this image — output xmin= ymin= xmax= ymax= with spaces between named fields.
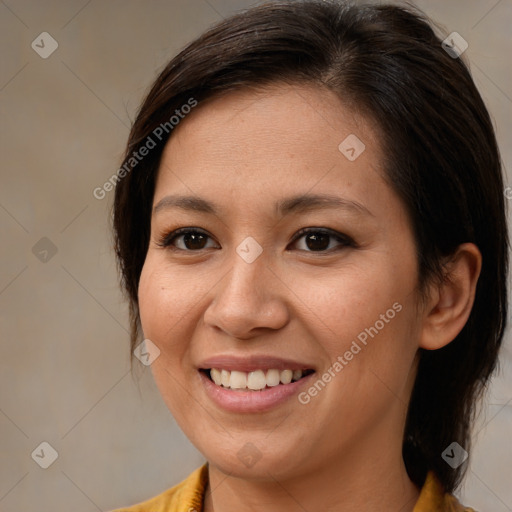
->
xmin=108 ymin=464 xmax=208 ymax=512
xmin=414 ymin=471 xmax=478 ymax=512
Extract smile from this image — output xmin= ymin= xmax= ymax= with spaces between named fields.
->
xmin=204 ymin=368 xmax=315 ymax=391
xmin=198 ymin=355 xmax=317 ymax=412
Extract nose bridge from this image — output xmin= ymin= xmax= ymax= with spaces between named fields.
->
xmin=221 ymin=243 xmax=273 ymax=308
xmin=204 ymin=241 xmax=289 ymax=337
xmin=219 ymin=232 xmax=273 ymax=296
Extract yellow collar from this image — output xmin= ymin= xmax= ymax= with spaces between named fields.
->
xmin=111 ymin=464 xmax=475 ymax=511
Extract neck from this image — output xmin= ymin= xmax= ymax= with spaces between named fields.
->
xmin=203 ymin=438 xmax=420 ymax=512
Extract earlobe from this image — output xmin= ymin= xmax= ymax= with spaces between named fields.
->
xmin=419 ymin=243 xmax=482 ymax=351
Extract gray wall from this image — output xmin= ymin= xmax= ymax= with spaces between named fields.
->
xmin=1 ymin=1 xmax=510 ymax=510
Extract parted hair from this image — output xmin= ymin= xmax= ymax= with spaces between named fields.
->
xmin=113 ymin=0 xmax=508 ymax=493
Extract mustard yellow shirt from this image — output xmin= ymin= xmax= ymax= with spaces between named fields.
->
xmin=111 ymin=464 xmax=476 ymax=511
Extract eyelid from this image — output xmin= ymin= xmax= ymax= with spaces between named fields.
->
xmin=290 ymin=227 xmax=354 ymax=245
xmin=156 ymin=227 xmax=218 ymax=249
xmin=288 ymin=227 xmax=355 ymax=251
xmin=156 ymin=226 xmax=355 ymax=251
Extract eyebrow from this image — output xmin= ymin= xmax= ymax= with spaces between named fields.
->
xmin=152 ymin=193 xmax=374 ymax=218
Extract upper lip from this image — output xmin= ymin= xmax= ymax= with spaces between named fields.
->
xmin=198 ymin=355 xmax=315 ymax=373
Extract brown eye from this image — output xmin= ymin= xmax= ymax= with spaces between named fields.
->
xmin=158 ymin=228 xmax=218 ymax=251
xmin=180 ymin=232 xmax=209 ymax=250
xmin=303 ymin=232 xmax=330 ymax=251
xmin=290 ymin=228 xmax=353 ymax=252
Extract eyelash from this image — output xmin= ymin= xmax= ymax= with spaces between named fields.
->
xmin=156 ymin=227 xmax=355 ymax=253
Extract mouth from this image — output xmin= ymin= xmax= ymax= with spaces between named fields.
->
xmin=197 ymin=355 xmax=317 ymax=412
xmin=200 ymin=368 xmax=315 ymax=391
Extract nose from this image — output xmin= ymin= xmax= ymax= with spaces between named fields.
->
xmin=203 ymin=249 xmax=290 ymax=340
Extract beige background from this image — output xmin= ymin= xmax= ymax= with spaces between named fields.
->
xmin=1 ymin=0 xmax=511 ymax=510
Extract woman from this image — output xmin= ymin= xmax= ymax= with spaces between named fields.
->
xmin=111 ymin=1 xmax=508 ymax=510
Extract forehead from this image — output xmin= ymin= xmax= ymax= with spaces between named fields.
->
xmin=154 ymin=82 xmax=386 ymax=208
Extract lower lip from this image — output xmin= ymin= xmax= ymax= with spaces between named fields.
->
xmin=199 ymin=371 xmax=315 ymax=413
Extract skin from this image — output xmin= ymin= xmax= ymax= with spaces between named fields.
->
xmin=137 ymin=82 xmax=481 ymax=512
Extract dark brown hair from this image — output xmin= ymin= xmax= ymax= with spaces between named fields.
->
xmin=113 ymin=0 xmax=508 ymax=493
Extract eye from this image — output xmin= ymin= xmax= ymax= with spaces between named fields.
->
xmin=157 ymin=227 xmax=354 ymax=253
xmin=289 ymin=228 xmax=354 ymax=252
xmin=157 ymin=228 xmax=218 ymax=251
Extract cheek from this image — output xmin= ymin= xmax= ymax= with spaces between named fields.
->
xmin=294 ymin=256 xmax=419 ymax=400
xmin=138 ymin=263 xmax=172 ymax=344
xmin=285 ymin=261 xmax=412 ymax=348
xmin=138 ymin=256 xmax=205 ymax=348
xmin=137 ymin=259 xmax=197 ymax=414
xmin=137 ymin=263 xmax=194 ymax=386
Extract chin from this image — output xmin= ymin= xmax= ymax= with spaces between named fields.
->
xmin=203 ymin=441 xmax=307 ymax=481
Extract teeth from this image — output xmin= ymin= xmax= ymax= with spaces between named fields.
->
xmin=247 ymin=370 xmax=266 ymax=390
xmin=280 ymin=369 xmax=293 ymax=384
xmin=208 ymin=368 xmax=305 ymax=390
xmin=230 ymin=370 xmax=247 ymax=389
xmin=211 ymin=368 xmax=222 ymax=386
xmin=266 ymin=369 xmax=280 ymax=387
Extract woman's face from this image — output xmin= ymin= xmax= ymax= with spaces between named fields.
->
xmin=138 ymin=83 xmax=424 ymax=480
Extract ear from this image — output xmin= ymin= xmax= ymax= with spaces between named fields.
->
xmin=419 ymin=243 xmax=482 ymax=350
